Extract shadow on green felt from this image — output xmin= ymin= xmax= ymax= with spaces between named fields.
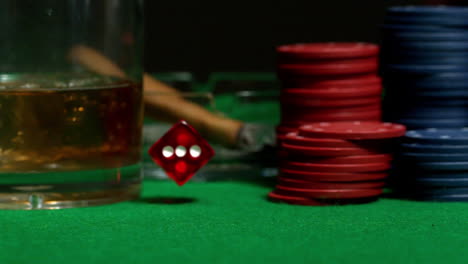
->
xmin=134 ymin=196 xmax=197 ymax=205
xmin=235 ymin=177 xmax=276 ymax=188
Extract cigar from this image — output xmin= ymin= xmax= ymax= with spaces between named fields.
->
xmin=69 ymin=45 xmax=244 ymax=148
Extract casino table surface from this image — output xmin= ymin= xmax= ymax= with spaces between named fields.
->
xmin=1 ymin=73 xmax=467 ymax=263
xmin=0 ymin=180 xmax=467 ymax=264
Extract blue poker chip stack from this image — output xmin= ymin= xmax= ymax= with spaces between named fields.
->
xmin=381 ymin=6 xmax=468 ymax=129
xmin=394 ymin=128 xmax=468 ymax=201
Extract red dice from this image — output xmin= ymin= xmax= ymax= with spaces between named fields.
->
xmin=148 ymin=121 xmax=215 ymax=186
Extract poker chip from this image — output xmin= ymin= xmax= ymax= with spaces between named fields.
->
xmin=388 ymin=106 xmax=468 ymax=119
xmin=395 ymin=118 xmax=468 ymax=129
xmin=394 ymin=128 xmax=468 ymax=202
xmin=282 ymin=132 xmax=387 ymax=149
xmin=281 ymin=110 xmax=382 ymax=123
xmin=381 ymin=24 xmax=464 ymax=33
xmin=275 ymin=186 xmax=382 ymax=199
xmin=412 ymin=194 xmax=468 ymax=202
xmin=382 ymin=6 xmax=468 ymax=134
xmin=280 ymin=169 xmax=388 ymax=182
xmin=413 ymin=177 xmax=468 ymax=187
xmin=396 ymin=186 xmax=468 ymax=201
xmin=401 ymin=142 xmax=468 ymax=154
xmin=281 ymin=160 xmax=391 ymax=173
xmin=385 ymin=72 xmax=468 ymax=89
xmin=385 ymin=31 xmax=468 ymax=41
xmin=278 ymin=59 xmax=378 ymax=76
xmin=413 ymin=187 xmax=468 ymax=196
xmin=395 ymin=105 xmax=468 ymax=120
xmin=384 ymin=106 xmax=456 ymax=127
xmin=385 ymin=77 xmax=468 ymax=90
xmin=383 ymin=50 xmax=468 ymax=61
xmin=282 ymin=143 xmax=381 ymax=157
xmin=277 ymin=43 xmax=379 ymax=60
xmin=386 ymin=6 xmax=468 ymax=17
xmin=387 ymin=41 xmax=468 ymax=52
xmin=284 ymin=104 xmax=382 ymax=113
xmin=272 ymin=121 xmax=404 ymax=206
xmin=385 ymin=6 xmax=468 ymax=27
xmin=400 ymin=152 xmax=468 ymax=162
xmin=277 ymin=177 xmax=385 ymax=189
xmin=385 ymin=55 xmax=468 ymax=66
xmin=412 ymin=161 xmax=468 ymax=171
xmin=383 ymin=47 xmax=468 ymax=57
xmin=281 ymin=96 xmax=381 ymax=108
xmin=404 ymin=129 xmax=468 ymax=145
xmin=390 ymin=88 xmax=468 ymax=98
xmin=282 ymin=132 xmax=356 ymax=148
xmin=282 ymin=104 xmax=382 ymax=118
xmin=282 ymin=75 xmax=381 ymax=88
xmin=403 ymin=171 xmax=468 ymax=179
xmin=277 ymin=42 xmax=382 ymax=130
xmin=386 ymin=97 xmax=468 ymax=107
xmin=281 ymin=85 xmax=382 ymax=99
xmin=414 ymin=90 xmax=468 ymax=98
xmin=273 ymin=42 xmax=392 ymax=206
xmin=281 ymin=103 xmax=381 ymax=112
xmin=386 ymin=64 xmax=468 ymax=75
xmin=299 ymin=121 xmax=406 ymax=140
xmin=289 ymin=154 xmax=393 ymax=164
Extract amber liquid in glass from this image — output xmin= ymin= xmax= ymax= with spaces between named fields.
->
xmin=0 ymin=75 xmax=143 ymax=209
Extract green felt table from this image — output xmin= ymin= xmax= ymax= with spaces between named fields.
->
xmin=1 ymin=179 xmax=467 ymax=264
xmin=2 ymin=72 xmax=467 ymax=263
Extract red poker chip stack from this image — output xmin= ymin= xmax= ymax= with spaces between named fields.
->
xmin=269 ymin=121 xmax=406 ymax=206
xmin=275 ymin=43 xmax=383 ymax=145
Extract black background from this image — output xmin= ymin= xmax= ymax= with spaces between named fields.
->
xmin=144 ymin=0 xmax=465 ymax=79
